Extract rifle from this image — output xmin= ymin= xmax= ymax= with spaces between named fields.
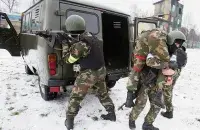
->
xmin=118 ymin=103 xmax=126 ymax=110
xmin=32 ymin=30 xmax=79 ymax=48
xmin=118 ymin=68 xmax=157 ymax=111
xmin=140 ymin=68 xmax=158 ymax=87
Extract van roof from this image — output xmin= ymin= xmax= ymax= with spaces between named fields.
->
xmin=24 ymin=0 xmax=130 ymax=16
xmin=65 ymin=0 xmax=130 ymax=16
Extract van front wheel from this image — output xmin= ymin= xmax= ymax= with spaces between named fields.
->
xmin=38 ymin=77 xmax=57 ymax=101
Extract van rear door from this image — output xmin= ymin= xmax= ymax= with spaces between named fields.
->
xmin=134 ymin=17 xmax=158 ymax=41
xmin=0 ymin=12 xmax=20 ymax=56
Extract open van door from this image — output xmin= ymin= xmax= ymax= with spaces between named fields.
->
xmin=130 ymin=17 xmax=158 ymax=66
xmin=134 ymin=17 xmax=158 ymax=41
xmin=0 ymin=12 xmax=20 ymax=56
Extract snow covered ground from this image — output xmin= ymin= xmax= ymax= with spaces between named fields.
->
xmin=0 ymin=49 xmax=200 ymax=130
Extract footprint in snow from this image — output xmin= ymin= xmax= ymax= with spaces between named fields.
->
xmin=8 ymin=107 xmax=14 ymax=111
xmin=10 ymin=106 xmax=28 ymax=116
xmin=21 ymin=94 xmax=28 ymax=96
xmin=40 ymin=113 xmax=49 ymax=117
xmin=13 ymin=92 xmax=17 ymax=97
xmin=6 ymin=97 xmax=10 ymax=101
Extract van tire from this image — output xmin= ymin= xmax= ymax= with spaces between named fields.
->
xmin=38 ymin=77 xmax=57 ymax=101
xmin=25 ymin=65 xmax=34 ymax=75
xmin=106 ymin=80 xmax=116 ymax=89
xmin=39 ymin=85 xmax=57 ymax=101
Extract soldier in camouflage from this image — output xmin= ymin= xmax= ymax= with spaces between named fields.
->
xmin=126 ymin=29 xmax=186 ymax=130
xmin=161 ymin=44 xmax=188 ymax=119
xmin=125 ymin=28 xmax=170 ymax=109
xmin=63 ymin=15 xmax=116 ymax=130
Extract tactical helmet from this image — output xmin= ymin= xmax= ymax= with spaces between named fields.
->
xmin=65 ymin=15 xmax=86 ymax=32
xmin=167 ymin=30 xmax=186 ymax=45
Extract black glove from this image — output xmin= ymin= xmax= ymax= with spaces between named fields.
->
xmin=168 ymin=61 xmax=178 ymax=70
xmin=177 ymin=48 xmax=187 ymax=69
xmin=125 ymin=91 xmax=135 ymax=108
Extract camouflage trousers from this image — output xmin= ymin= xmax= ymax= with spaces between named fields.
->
xmin=130 ymin=71 xmax=167 ymax=124
xmin=129 ymin=87 xmax=161 ymax=124
xmin=66 ymin=66 xmax=115 ymax=117
xmin=163 ymin=69 xmax=181 ymax=112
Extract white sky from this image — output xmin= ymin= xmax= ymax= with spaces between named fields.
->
xmin=1 ymin=0 xmax=200 ymax=31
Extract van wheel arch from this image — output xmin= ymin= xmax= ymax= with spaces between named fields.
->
xmin=38 ymin=76 xmax=57 ymax=101
xmin=25 ymin=65 xmax=34 ymax=75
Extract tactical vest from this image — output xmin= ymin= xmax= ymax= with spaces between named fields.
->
xmin=79 ymin=33 xmax=105 ymax=70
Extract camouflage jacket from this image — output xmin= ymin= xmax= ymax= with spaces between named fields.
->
xmin=133 ymin=28 xmax=170 ymax=70
xmin=64 ymin=33 xmax=91 ymax=64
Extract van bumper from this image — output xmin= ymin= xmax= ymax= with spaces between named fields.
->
xmin=48 ymin=69 xmax=130 ymax=86
xmin=48 ymin=78 xmax=75 ymax=86
xmin=48 ymin=80 xmax=65 ymax=86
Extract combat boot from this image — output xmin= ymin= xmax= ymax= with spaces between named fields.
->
xmin=142 ymin=122 xmax=159 ymax=130
xmin=129 ymin=114 xmax=136 ymax=129
xmin=65 ymin=115 xmax=74 ymax=130
xmin=161 ymin=111 xmax=173 ymax=119
xmin=100 ymin=108 xmax=116 ymax=121
xmin=151 ymin=90 xmax=165 ymax=109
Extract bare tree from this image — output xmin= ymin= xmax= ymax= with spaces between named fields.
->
xmin=182 ymin=13 xmax=193 ymax=32
xmin=130 ymin=4 xmax=153 ymax=18
xmin=28 ymin=0 xmax=39 ymax=7
xmin=181 ymin=13 xmax=200 ymax=48
xmin=0 ymin=0 xmax=18 ymax=13
xmin=180 ymin=27 xmax=189 ymax=47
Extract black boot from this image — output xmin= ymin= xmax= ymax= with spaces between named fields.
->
xmin=100 ymin=108 xmax=116 ymax=121
xmin=142 ymin=122 xmax=159 ymax=130
xmin=151 ymin=90 xmax=165 ymax=109
xmin=65 ymin=115 xmax=74 ymax=130
xmin=125 ymin=91 xmax=136 ymax=108
xmin=129 ymin=114 xmax=136 ymax=129
xmin=161 ymin=111 xmax=173 ymax=119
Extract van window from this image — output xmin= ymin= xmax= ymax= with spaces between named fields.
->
xmin=66 ymin=10 xmax=99 ymax=34
xmin=31 ymin=7 xmax=40 ymax=30
xmin=23 ymin=12 xmax=32 ymax=31
xmin=0 ymin=16 xmax=10 ymax=29
xmin=138 ymin=22 xmax=156 ymax=34
xmin=22 ymin=15 xmax=26 ymax=31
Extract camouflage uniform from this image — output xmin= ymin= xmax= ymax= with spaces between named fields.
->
xmin=127 ymin=28 xmax=170 ymax=93
xmin=64 ymin=15 xmax=116 ymax=130
xmin=128 ymin=29 xmax=186 ymax=129
xmin=127 ymin=29 xmax=175 ymax=130
xmin=129 ymin=62 xmax=168 ymax=129
xmin=129 ymin=52 xmax=181 ymax=127
xmin=162 ymin=46 xmax=187 ymax=115
xmin=64 ymin=36 xmax=115 ymax=118
xmin=126 ymin=29 xmax=170 ymax=110
xmin=163 ymin=69 xmax=181 ymax=112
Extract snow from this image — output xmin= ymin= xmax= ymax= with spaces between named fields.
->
xmin=1 ymin=49 xmax=200 ymax=130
